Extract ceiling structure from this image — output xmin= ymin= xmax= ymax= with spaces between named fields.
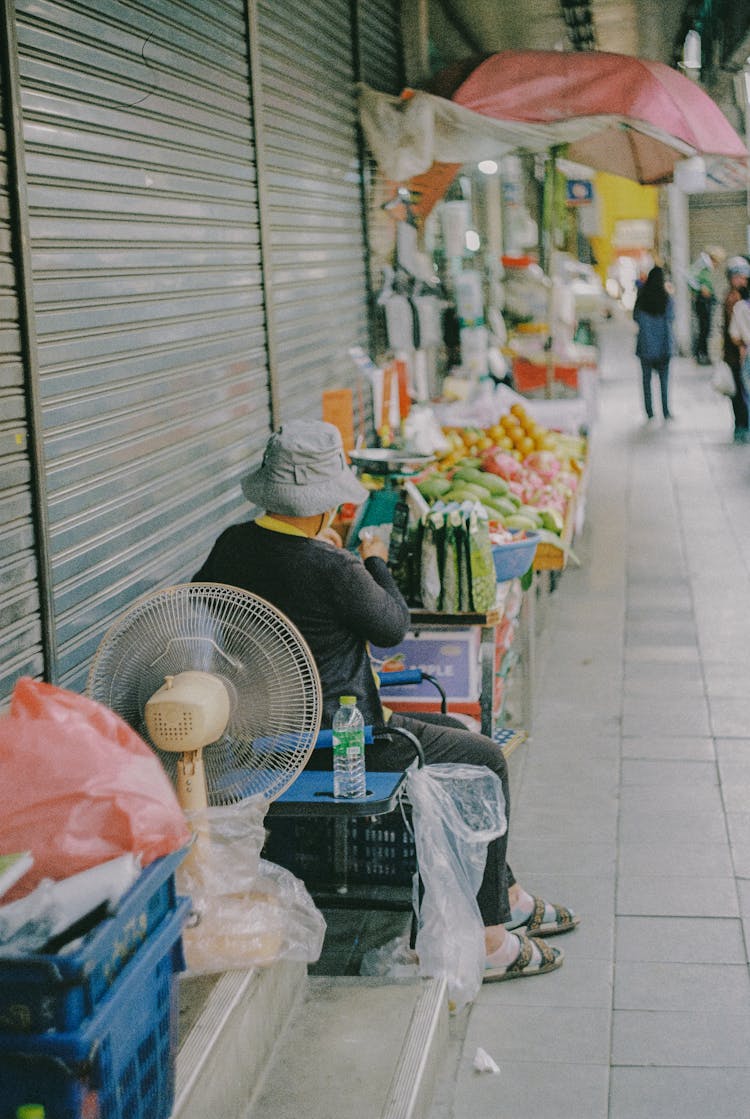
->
xmin=425 ymin=0 xmax=687 ymax=69
xmin=415 ymin=1 xmax=750 ymax=141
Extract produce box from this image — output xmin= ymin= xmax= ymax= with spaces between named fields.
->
xmin=372 ymin=628 xmax=481 ymax=703
xmin=0 ymin=847 xmax=187 ymax=1034
xmin=0 ymin=897 xmax=190 ymax=1119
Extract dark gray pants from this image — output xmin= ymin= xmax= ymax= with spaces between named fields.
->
xmin=640 ymin=358 xmax=670 ymax=419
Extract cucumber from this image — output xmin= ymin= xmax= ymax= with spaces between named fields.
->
xmin=452 ymin=466 xmax=488 ymax=486
xmin=450 ymin=481 xmax=492 ymax=500
xmin=476 ymin=472 xmax=511 ymax=496
xmin=454 ymin=456 xmax=483 ymax=469
xmin=418 ymin=476 xmax=453 ymax=500
xmin=483 ymin=495 xmax=518 ymax=518
xmin=504 ymin=514 xmax=538 ymax=531
xmin=517 ymin=504 xmax=542 ymax=526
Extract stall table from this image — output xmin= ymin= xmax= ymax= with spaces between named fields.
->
xmin=402 ymin=581 xmax=535 ymax=737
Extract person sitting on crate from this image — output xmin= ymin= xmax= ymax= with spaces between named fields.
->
xmin=193 ymin=420 xmax=579 ymax=982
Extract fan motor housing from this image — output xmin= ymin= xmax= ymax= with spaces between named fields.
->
xmin=145 ymin=670 xmax=231 ymax=752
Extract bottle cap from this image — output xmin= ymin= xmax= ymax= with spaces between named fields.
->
xmin=339 ymin=695 xmax=356 ymax=705
xmin=17 ymin=1107 xmax=46 ymax=1119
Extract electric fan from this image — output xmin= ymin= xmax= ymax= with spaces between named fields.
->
xmin=86 ymin=583 xmax=322 ymax=810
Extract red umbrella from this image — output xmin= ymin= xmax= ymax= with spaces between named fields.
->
xmin=449 ymin=50 xmax=747 ymax=185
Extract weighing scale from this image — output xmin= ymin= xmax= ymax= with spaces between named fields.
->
xmin=346 ymin=448 xmax=434 ymax=551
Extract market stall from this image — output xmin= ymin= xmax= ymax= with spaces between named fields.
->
xmin=336 ymin=386 xmax=587 ymax=736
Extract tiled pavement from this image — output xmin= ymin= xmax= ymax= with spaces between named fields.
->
xmin=431 ymin=314 xmax=750 ymax=1118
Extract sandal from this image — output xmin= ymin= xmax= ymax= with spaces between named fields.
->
xmin=506 ymin=895 xmax=580 ymax=938
xmin=483 ymin=934 xmax=563 ymax=983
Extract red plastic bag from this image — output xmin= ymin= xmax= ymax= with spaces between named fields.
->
xmin=0 ymin=678 xmax=191 ymax=901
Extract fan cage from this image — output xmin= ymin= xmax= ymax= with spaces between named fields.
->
xmin=87 ymin=583 xmax=322 ymax=805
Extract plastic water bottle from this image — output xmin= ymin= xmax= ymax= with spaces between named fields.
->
xmin=332 ymin=696 xmax=366 ymax=798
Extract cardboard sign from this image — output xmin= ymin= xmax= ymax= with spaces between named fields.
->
xmin=322 ymin=388 xmax=355 ymax=454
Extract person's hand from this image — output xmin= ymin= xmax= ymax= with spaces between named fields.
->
xmin=358 ymin=532 xmax=389 ymax=562
xmin=315 ymin=525 xmax=343 ymax=548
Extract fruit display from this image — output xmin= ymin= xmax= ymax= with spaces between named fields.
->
xmin=416 ymin=403 xmax=586 ymax=541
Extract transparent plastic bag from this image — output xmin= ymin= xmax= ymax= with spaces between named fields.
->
xmin=178 ymin=800 xmax=326 ymax=974
xmin=359 ymin=931 xmax=419 ymax=979
xmin=407 ymin=763 xmax=507 ymax=1013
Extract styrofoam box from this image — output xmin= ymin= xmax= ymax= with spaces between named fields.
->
xmin=373 ymin=628 xmax=481 ymax=703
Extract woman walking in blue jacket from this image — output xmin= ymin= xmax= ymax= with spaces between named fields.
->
xmin=634 ymin=265 xmax=675 ymax=422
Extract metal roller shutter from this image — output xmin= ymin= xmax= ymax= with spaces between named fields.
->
xmin=255 ymin=0 xmax=369 ymax=426
xmin=355 ymin=0 xmax=404 ymax=361
xmin=0 ymin=21 xmax=44 ymax=706
xmin=689 ymin=192 xmax=748 ymax=261
xmin=356 ymin=0 xmax=404 ymax=92
xmin=14 ymin=0 xmax=269 ymax=690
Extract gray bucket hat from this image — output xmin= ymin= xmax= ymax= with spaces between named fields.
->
xmin=241 ymin=420 xmax=368 ymax=516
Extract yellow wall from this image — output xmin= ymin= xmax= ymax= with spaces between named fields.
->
xmin=589 ymin=173 xmax=659 ymax=281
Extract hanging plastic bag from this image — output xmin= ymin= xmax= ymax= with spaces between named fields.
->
xmin=178 ymin=801 xmax=326 ymax=974
xmin=0 ymin=678 xmax=191 ymax=901
xmin=420 ymin=508 xmax=445 ymax=611
xmin=441 ymin=507 xmax=464 ymax=612
xmin=407 ymin=763 xmax=507 ymax=1013
xmin=710 ymin=360 xmax=736 ymax=397
xmin=465 ymin=503 xmax=497 ymax=612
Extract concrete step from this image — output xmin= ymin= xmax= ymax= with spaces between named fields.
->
xmin=246 ymin=975 xmax=448 ymax=1119
xmin=173 ymin=960 xmax=307 ymax=1119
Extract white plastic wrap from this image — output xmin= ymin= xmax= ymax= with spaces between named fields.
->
xmin=360 ymin=932 xmax=419 ymax=979
xmin=407 ymin=763 xmax=507 ymax=1013
xmin=177 ymin=799 xmax=326 ymax=974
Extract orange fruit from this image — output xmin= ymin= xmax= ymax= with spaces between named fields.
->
xmin=519 ymin=436 xmax=535 ymax=455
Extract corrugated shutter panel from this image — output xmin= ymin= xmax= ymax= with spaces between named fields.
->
xmin=355 ymin=0 xmax=404 ymax=361
xmin=689 ymin=192 xmax=748 ymax=260
xmin=0 ymin=60 xmax=43 ymax=705
xmin=15 ymin=0 xmax=269 ymax=690
xmin=256 ymin=0 xmax=369 ymax=425
xmin=357 ymin=0 xmax=404 ymax=92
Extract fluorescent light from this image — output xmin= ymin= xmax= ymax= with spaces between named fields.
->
xmin=478 ymin=160 xmax=498 ymax=175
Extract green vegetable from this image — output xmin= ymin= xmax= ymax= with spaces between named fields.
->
xmin=466 ymin=505 xmax=497 ymax=612
xmin=504 ymin=514 xmax=538 ymax=531
xmin=482 ymin=495 xmax=518 ymax=518
xmin=417 ymin=476 xmax=452 ymax=500
xmin=475 ymin=472 xmax=511 ymax=497
xmin=452 ymin=466 xmax=489 ymax=485
xmin=516 ymin=505 xmax=543 ymax=526
xmin=454 ymin=456 xmax=483 ymax=469
xmin=538 ymin=508 xmax=564 ymax=533
xmin=445 ymin=486 xmax=489 ymax=503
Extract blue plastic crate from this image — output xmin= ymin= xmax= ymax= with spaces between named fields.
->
xmin=0 ymin=846 xmax=188 ymax=1033
xmin=0 ymin=896 xmax=190 ymax=1119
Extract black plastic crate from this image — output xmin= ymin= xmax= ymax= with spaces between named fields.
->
xmin=265 ymin=805 xmax=416 ymax=888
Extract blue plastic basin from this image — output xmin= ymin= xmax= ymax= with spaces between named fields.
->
xmin=492 ymin=531 xmax=540 ymax=582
